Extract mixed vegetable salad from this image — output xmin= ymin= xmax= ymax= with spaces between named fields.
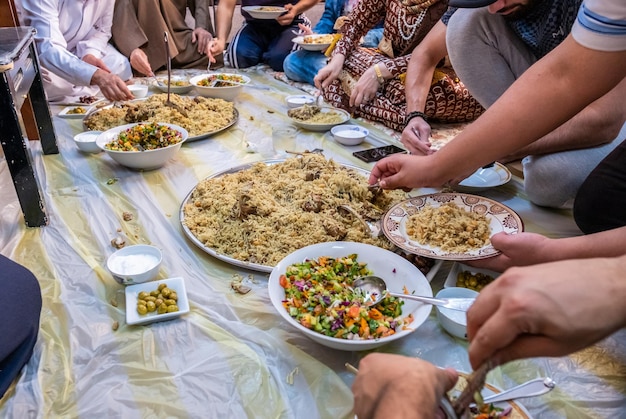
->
xmin=105 ymin=122 xmax=183 ymax=152
xmin=279 ymin=254 xmax=414 ymax=340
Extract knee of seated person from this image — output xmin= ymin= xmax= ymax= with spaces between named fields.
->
xmin=446 ymin=7 xmax=492 ymax=45
xmin=522 ymin=158 xmax=577 ymax=209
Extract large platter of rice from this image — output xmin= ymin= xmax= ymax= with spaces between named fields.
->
xmin=180 ymin=154 xmax=412 ymax=272
xmin=83 ymin=94 xmax=237 ymax=142
xmin=382 ymin=193 xmax=523 ymax=261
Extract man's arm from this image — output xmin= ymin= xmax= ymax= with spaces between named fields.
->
xmin=401 ymin=20 xmax=448 ymax=154
xmin=428 ymin=36 xmax=626 ymax=187
xmin=214 ymin=0 xmax=237 ymax=54
xmin=501 ymin=77 xmax=626 ymax=162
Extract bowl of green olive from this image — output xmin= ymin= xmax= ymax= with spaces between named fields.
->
xmin=444 ymin=262 xmax=500 ymax=292
xmin=125 ymin=277 xmax=190 ymax=325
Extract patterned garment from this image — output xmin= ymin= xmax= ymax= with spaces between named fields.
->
xmin=324 ymin=0 xmax=484 ymax=131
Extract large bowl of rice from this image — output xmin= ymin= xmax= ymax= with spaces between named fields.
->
xmin=96 ymin=122 xmax=188 ymax=170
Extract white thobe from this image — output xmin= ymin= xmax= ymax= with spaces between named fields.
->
xmin=16 ymin=0 xmax=132 ymax=102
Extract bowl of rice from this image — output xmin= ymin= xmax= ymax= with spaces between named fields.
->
xmin=189 ymin=73 xmax=251 ymax=101
xmin=268 ymin=241 xmax=433 ymax=351
xmin=96 ymin=122 xmax=188 ymax=170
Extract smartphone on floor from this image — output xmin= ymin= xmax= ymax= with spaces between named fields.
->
xmin=353 ymin=145 xmax=407 ymax=163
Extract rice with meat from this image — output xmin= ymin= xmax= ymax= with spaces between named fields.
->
xmin=182 ymin=154 xmax=406 ymax=266
xmin=84 ymin=94 xmax=235 ymax=136
xmin=406 ymin=202 xmax=490 ymax=252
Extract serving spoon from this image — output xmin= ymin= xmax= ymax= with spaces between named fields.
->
xmin=353 ymin=276 xmax=475 ymax=311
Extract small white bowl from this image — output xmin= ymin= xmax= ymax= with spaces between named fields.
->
xmin=128 ymin=83 xmax=149 ymax=98
xmin=96 ymin=122 xmax=188 ymax=170
xmin=73 ymin=131 xmax=102 ymax=153
xmin=107 ymin=244 xmax=163 ymax=285
xmin=444 ymin=262 xmax=500 ymax=291
xmin=189 ymin=73 xmax=251 ymax=101
xmin=435 ymin=287 xmax=479 ymax=340
xmin=331 ymin=125 xmax=369 ymax=146
xmin=286 ymin=94 xmax=315 ymax=109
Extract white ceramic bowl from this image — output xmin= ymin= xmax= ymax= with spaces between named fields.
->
xmin=435 ymin=287 xmax=479 ymax=340
xmin=107 ymin=244 xmax=163 ymax=285
xmin=73 ymin=130 xmax=102 ymax=153
xmin=127 ymin=83 xmax=149 ymax=98
xmin=96 ymin=122 xmax=188 ymax=170
xmin=331 ymin=125 xmax=369 ymax=146
xmin=189 ymin=73 xmax=251 ymax=101
xmin=268 ymin=241 xmax=433 ymax=351
xmin=286 ymin=94 xmax=315 ymax=109
xmin=444 ymin=262 xmax=501 ymax=291
xmin=155 ymin=76 xmax=194 ymax=94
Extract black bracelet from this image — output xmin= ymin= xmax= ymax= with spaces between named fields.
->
xmin=404 ymin=111 xmax=429 ymax=127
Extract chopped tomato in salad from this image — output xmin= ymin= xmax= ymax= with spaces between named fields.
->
xmin=279 ymin=254 xmax=414 ymax=340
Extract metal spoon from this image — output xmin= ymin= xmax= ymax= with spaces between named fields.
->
xmin=353 ymin=276 xmax=475 ymax=311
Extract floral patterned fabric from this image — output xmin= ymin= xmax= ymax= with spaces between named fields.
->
xmin=324 ymin=0 xmax=484 ymax=131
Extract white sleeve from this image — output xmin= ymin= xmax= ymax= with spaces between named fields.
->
xmin=18 ymin=0 xmax=97 ymax=86
xmin=571 ymin=0 xmax=626 ymax=51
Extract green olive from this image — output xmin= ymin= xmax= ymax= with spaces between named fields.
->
xmin=146 ymin=301 xmax=156 ymax=312
xmin=167 ymin=305 xmax=179 ymax=313
xmin=157 ymin=303 xmax=168 ymax=314
xmin=158 ymin=283 xmax=167 ymax=291
xmin=136 ymin=304 xmax=148 ymax=315
xmin=138 ymin=291 xmax=150 ymax=300
xmin=169 ymin=292 xmax=178 ymax=301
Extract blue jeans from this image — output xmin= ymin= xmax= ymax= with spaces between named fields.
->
xmin=283 ymin=28 xmax=383 ymax=85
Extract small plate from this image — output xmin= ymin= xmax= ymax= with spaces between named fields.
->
xmin=125 ymin=277 xmax=190 ymax=325
xmin=291 ymin=35 xmax=333 ymax=52
xmin=382 ymin=193 xmax=524 ymax=261
xmin=59 ymin=105 xmax=94 ymax=119
xmin=290 ymin=107 xmax=351 ymax=132
xmin=242 ymin=5 xmax=285 ymax=19
xmin=455 ymin=162 xmax=512 ymax=192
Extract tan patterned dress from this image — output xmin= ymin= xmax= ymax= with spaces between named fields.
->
xmin=324 ymin=0 xmax=484 ymax=131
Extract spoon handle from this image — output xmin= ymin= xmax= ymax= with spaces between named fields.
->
xmin=388 ymin=293 xmax=474 ymax=312
xmin=482 ymin=377 xmax=556 ymax=404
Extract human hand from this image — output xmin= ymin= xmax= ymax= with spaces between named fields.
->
xmin=313 ymin=55 xmax=344 ymax=90
xmin=368 ymin=153 xmax=437 ymax=191
xmin=82 ymin=54 xmax=111 ymax=73
xmin=90 ymin=69 xmax=133 ymax=101
xmin=466 ymin=255 xmax=626 ymax=370
xmin=401 ymin=116 xmax=433 ymax=155
xmin=276 ymin=4 xmax=296 ymax=25
xmin=210 ymin=37 xmax=226 ymax=58
xmin=349 ymin=66 xmax=379 ymax=108
xmin=129 ymin=48 xmax=153 ymax=77
xmin=192 ymin=27 xmax=214 ymax=55
xmin=297 ymin=22 xmax=313 ymax=35
xmin=352 ymin=353 xmax=458 ymax=419
xmin=465 ymin=232 xmax=553 ymax=272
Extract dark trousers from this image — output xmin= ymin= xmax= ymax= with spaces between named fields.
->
xmin=574 ymin=138 xmax=626 ymax=234
xmin=0 ymin=254 xmax=42 ymax=397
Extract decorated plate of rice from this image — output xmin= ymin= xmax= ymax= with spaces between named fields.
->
xmin=382 ymin=193 xmax=523 ymax=261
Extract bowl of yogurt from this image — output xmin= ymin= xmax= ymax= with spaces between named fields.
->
xmin=106 ymin=244 xmax=163 ymax=285
xmin=435 ymin=287 xmax=479 ymax=340
xmin=330 ymin=125 xmax=368 ymax=146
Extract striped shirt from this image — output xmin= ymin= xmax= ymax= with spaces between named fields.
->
xmin=571 ymin=0 xmax=626 ymax=51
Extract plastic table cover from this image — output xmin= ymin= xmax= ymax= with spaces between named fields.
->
xmin=1 ymin=66 xmax=625 ymax=418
